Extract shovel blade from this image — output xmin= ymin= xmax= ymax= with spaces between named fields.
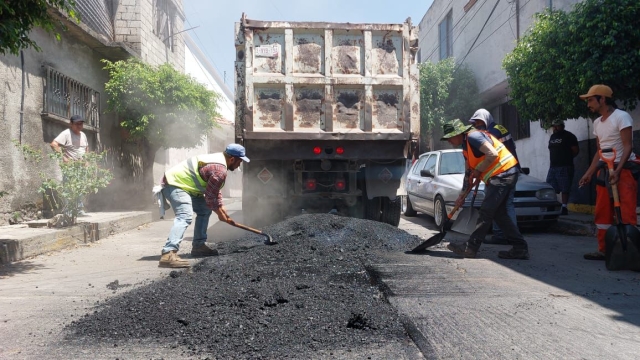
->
xmin=450 ymin=207 xmax=479 ymax=235
xmin=605 ymin=224 xmax=640 ymax=271
xmin=411 ymin=232 xmax=446 ymax=253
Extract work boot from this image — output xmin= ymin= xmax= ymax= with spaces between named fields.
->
xmin=159 ymin=250 xmax=190 ymax=268
xmin=447 ymin=242 xmax=478 ymax=258
xmin=498 ymin=247 xmax=530 ymax=260
xmin=191 ymin=243 xmax=219 ymax=257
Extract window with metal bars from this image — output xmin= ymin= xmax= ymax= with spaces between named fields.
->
xmin=43 ymin=66 xmax=100 ymax=129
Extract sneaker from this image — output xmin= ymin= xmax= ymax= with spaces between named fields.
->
xmin=583 ymin=251 xmax=605 ymax=260
xmin=191 ymin=243 xmax=219 ymax=257
xmin=498 ymin=247 xmax=530 ymax=260
xmin=447 ymin=242 xmax=478 ymax=258
xmin=561 ymin=207 xmax=568 ymax=215
xmin=159 ymin=250 xmax=190 ymax=268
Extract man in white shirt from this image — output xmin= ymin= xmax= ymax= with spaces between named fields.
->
xmin=50 ymin=114 xmax=90 ymax=215
xmin=50 ymin=114 xmax=88 ymax=162
xmin=578 ymin=85 xmax=639 ymax=261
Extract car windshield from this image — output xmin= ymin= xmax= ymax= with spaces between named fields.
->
xmin=439 ymin=152 xmax=465 ymax=175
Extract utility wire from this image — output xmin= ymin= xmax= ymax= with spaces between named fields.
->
xmin=454 ymin=0 xmax=501 ymax=71
xmin=184 ymin=17 xmax=228 ymax=86
xmin=463 ymin=0 xmax=534 ymax=64
xmin=421 ymin=0 xmax=491 ymax=62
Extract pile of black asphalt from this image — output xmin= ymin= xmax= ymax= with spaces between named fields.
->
xmin=66 ymin=214 xmax=427 ymax=359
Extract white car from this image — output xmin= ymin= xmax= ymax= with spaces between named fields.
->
xmin=402 ymin=149 xmax=561 ymax=228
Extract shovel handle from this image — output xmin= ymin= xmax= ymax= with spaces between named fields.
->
xmin=232 ymin=222 xmax=264 ymax=235
xmin=599 ymin=149 xmax=621 ymax=207
xmin=447 ymin=179 xmax=481 ymax=220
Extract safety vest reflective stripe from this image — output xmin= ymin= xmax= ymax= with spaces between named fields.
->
xmin=596 ymin=224 xmax=611 ymax=230
xmin=186 ymin=157 xmax=205 ymax=193
xmin=464 ymin=131 xmax=518 ymax=182
xmin=165 ymin=153 xmax=227 ymax=196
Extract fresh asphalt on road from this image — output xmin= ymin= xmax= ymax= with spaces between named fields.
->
xmin=1 ymin=203 xmax=639 ymax=359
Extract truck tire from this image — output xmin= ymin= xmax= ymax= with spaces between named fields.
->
xmin=401 ymin=195 xmax=417 ymax=217
xmin=381 ymin=197 xmax=401 ymax=227
xmin=364 ymin=196 xmax=381 ymax=221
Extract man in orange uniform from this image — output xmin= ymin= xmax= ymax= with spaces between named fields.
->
xmin=578 ymin=85 xmax=639 ymax=260
xmin=441 ymin=119 xmax=529 ymax=260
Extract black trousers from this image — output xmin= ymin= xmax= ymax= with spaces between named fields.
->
xmin=468 ymin=172 xmax=528 ymax=250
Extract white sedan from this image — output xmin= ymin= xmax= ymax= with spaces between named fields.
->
xmin=402 ymin=149 xmax=561 ymax=228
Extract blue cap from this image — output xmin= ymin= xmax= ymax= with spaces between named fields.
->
xmin=70 ymin=114 xmax=84 ymax=123
xmin=225 ymin=143 xmax=250 ymax=162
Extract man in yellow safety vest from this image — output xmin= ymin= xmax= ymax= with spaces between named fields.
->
xmin=159 ymin=143 xmax=249 ymax=268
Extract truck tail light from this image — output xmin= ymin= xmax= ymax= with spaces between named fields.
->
xmin=313 ymin=146 xmax=322 ymax=155
xmin=305 ymin=178 xmax=317 ymax=190
xmin=335 ymin=178 xmax=346 ymax=191
xmin=336 ymin=146 xmax=344 ymax=155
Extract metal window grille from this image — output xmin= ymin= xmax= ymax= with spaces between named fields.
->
xmin=44 ymin=66 xmax=100 ymax=129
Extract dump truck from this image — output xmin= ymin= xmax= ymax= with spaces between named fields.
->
xmin=234 ymin=14 xmax=419 ymax=227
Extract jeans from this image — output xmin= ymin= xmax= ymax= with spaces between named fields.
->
xmin=162 ymin=184 xmax=212 ymax=253
xmin=491 ymin=186 xmax=516 ymax=240
xmin=467 ymin=172 xmax=527 ymax=250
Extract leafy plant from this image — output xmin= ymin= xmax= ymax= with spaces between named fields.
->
xmin=12 ymin=139 xmax=43 ymax=162
xmin=39 ymin=151 xmax=113 ymax=225
xmin=503 ymin=0 xmax=640 ymax=127
xmin=102 ymin=58 xmax=221 ymax=186
xmin=419 ymin=58 xmax=480 ymax=152
xmin=0 ymin=0 xmax=79 ymax=55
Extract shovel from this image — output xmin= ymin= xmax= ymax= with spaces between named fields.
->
xmin=450 ymin=181 xmax=481 ymax=235
xmin=411 ymin=179 xmax=479 ymax=252
xmin=600 ymin=149 xmax=640 ymax=271
xmin=230 ymin=221 xmax=278 ymax=245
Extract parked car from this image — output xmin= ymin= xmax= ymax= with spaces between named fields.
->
xmin=402 ymin=149 xmax=561 ymax=228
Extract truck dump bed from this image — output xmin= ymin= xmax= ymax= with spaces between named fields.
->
xmin=235 ymin=15 xmax=420 ymax=142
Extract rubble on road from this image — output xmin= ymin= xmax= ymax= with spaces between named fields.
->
xmin=65 ymin=214 xmax=427 ymax=358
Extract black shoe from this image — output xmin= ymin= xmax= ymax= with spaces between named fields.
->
xmin=191 ymin=243 xmax=219 ymax=257
xmin=498 ymin=247 xmax=529 ymax=260
xmin=447 ymin=242 xmax=478 ymax=258
xmin=561 ymin=207 xmax=568 ymax=215
xmin=483 ymin=236 xmax=510 ymax=245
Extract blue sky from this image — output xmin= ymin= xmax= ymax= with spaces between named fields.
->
xmin=183 ymin=0 xmax=434 ymax=93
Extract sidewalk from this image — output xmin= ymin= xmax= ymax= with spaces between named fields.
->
xmin=0 ymin=198 xmax=241 ymax=265
xmin=553 ymin=210 xmax=640 ymax=236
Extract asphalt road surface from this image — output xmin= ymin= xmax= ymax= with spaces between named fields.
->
xmin=1 ymin=205 xmax=639 ymax=359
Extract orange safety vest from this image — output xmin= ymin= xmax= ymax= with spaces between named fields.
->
xmin=463 ymin=130 xmax=518 ymax=183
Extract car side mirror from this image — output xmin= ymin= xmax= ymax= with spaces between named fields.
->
xmin=521 ymin=167 xmax=530 ymax=175
xmin=420 ymin=169 xmax=434 ymax=178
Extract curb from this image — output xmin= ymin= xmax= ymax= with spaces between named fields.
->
xmin=0 ymin=211 xmax=152 ymax=265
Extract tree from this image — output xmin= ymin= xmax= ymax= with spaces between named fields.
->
xmin=102 ymin=58 xmax=221 ymax=186
xmin=419 ymin=58 xmax=480 ymax=152
xmin=0 ymin=0 xmax=78 ymax=55
xmin=503 ymin=0 xmax=640 ymax=127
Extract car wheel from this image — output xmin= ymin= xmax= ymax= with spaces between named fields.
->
xmin=434 ymin=195 xmax=451 ymax=230
xmin=401 ymin=195 xmax=417 ymax=217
